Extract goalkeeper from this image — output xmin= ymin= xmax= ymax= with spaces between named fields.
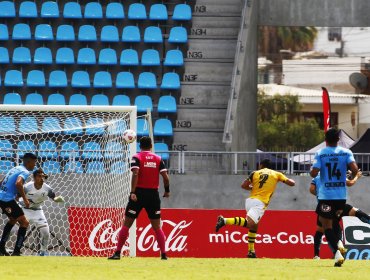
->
xmin=18 ymin=169 xmax=64 ymax=256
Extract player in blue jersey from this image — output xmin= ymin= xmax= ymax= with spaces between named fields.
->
xmin=310 ymin=128 xmax=358 ymax=267
xmin=0 ymin=153 xmax=37 ymax=256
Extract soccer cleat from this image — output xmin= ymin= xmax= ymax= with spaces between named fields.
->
xmin=313 ymin=255 xmax=320 ymax=260
xmin=337 ymin=240 xmax=347 ymax=255
xmin=0 ymin=246 xmax=10 ymax=256
xmin=161 ymin=253 xmax=168 ymax=260
xmin=247 ymin=251 xmax=257 ymax=258
xmin=215 ymin=216 xmax=225 ymax=232
xmin=107 ymin=251 xmax=121 ymax=260
xmin=334 ymin=250 xmax=344 ymax=267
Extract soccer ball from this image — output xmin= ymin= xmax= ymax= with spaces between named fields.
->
xmin=123 ymin=129 xmax=137 ymax=143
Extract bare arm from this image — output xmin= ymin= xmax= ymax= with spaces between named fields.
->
xmin=346 ymin=170 xmax=362 ymax=187
xmin=130 ymin=169 xmax=139 ymax=202
xmin=310 ymin=167 xmax=320 ymax=178
xmin=161 ymin=171 xmax=170 ymax=198
xmin=284 ymin=178 xmax=295 ymax=187
xmin=15 ymin=177 xmax=29 ymax=208
xmin=309 ymin=184 xmax=317 ymax=196
xmin=348 ymin=162 xmax=359 ymax=179
xmin=241 ymin=179 xmax=252 ymax=191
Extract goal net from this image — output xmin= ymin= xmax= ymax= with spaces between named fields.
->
xmin=0 ymin=105 xmax=137 ymax=257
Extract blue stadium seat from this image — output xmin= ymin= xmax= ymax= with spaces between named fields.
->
xmin=42 ymin=161 xmax=61 ymax=174
xmin=47 ymin=93 xmax=66 ymax=105
xmin=42 ymin=117 xmax=62 ymax=133
xmin=116 ymin=72 xmax=135 ymax=89
xmin=19 ymin=1 xmax=37 ymax=18
xmin=122 ymin=26 xmax=140 ymax=42
xmin=158 ymin=95 xmax=177 ymax=113
xmin=135 ymin=95 xmax=153 ymax=113
xmin=41 ymin=1 xmax=59 ymax=18
xmin=17 ymin=140 xmax=36 ymax=158
xmin=154 ymin=143 xmax=169 ymax=160
xmin=101 ymin=25 xmax=119 ymax=42
xmin=12 ymin=23 xmax=31 ymax=40
xmin=77 ymin=48 xmax=96 ymax=65
xmin=107 ymin=120 xmax=126 ymax=135
xmin=161 ymin=73 xmax=180 ymax=90
xmin=98 ymin=48 xmax=117 ymax=65
xmin=0 ymin=47 xmax=9 ymax=63
xmin=27 ymin=70 xmax=46 ymax=87
xmin=141 ymin=49 xmax=160 ymax=66
xmin=144 ymin=26 xmax=162 ymax=43
xmin=0 ymin=1 xmax=15 ymax=17
xmin=64 ymin=161 xmax=83 ymax=173
xmin=91 ymin=94 xmax=109 ymax=106
xmin=138 ymin=72 xmax=157 ymax=89
xmin=72 ymin=71 xmax=90 ymax=88
xmin=82 ymin=142 xmax=103 ymax=160
xmin=154 ymin=119 xmax=173 ymax=137
xmin=69 ymin=93 xmax=87 ymax=105
xmin=93 ymin=71 xmax=112 ymax=88
xmin=173 ymin=4 xmax=192 ymax=21
xmin=19 ymin=117 xmax=38 ymax=134
xmin=63 ymin=117 xmax=83 ymax=135
xmin=106 ymin=2 xmax=124 ymax=19
xmin=56 ymin=25 xmax=75 ymax=41
xmin=0 ymin=160 xmax=14 ymax=173
xmin=137 ymin=119 xmax=149 ymax=137
xmin=120 ymin=49 xmax=139 ymax=66
xmin=56 ymin=47 xmax=74 ymax=64
xmin=39 ymin=141 xmax=58 ymax=159
xmin=35 ymin=24 xmax=53 ymax=41
xmin=3 ymin=93 xmax=21 ymax=104
xmin=49 ymin=70 xmax=68 ymax=88
xmin=0 ymin=140 xmax=13 ymax=157
xmin=63 ymin=2 xmax=82 ymax=18
xmin=110 ymin=162 xmax=127 ymax=174
xmin=168 ymin=27 xmax=188 ymax=43
xmin=78 ymin=25 xmax=97 ymax=41
xmin=61 ymin=141 xmax=79 ymax=160
xmin=164 ymin=50 xmax=184 ymax=66
xmin=84 ymin=2 xmax=103 ymax=19
xmin=4 ymin=70 xmax=23 ymax=87
xmin=0 ymin=24 xmax=8 ymax=40
xmin=105 ymin=141 xmax=124 ymax=159
xmin=25 ymin=93 xmax=44 ymax=105
xmin=128 ymin=3 xmax=146 ymax=20
xmin=149 ymin=4 xmax=168 ymax=20
xmin=86 ymin=161 xmax=105 ymax=174
xmin=112 ymin=95 xmax=130 ymax=106
xmin=12 ymin=47 xmax=31 ymax=64
xmin=86 ymin=117 xmax=105 ymax=135
xmin=34 ymin=47 xmax=53 ymax=64
xmin=0 ymin=117 xmax=15 ymax=134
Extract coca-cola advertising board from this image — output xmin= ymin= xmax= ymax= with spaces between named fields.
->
xmin=68 ymin=208 xmax=333 ymax=258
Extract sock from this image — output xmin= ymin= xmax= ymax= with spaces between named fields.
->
xmin=355 ymin=209 xmax=370 ymax=223
xmin=39 ymin=226 xmax=50 ymax=252
xmin=155 ymin=228 xmax=167 ymax=254
xmin=14 ymin=227 xmax=27 ymax=252
xmin=248 ymin=230 xmax=257 ymax=252
xmin=116 ymin=226 xmax=129 ymax=253
xmin=314 ymin=231 xmax=323 ymax=257
xmin=324 ymin=228 xmax=338 ymax=254
xmin=225 ymin=217 xmax=248 ymax=227
xmin=0 ymin=222 xmax=14 ymax=247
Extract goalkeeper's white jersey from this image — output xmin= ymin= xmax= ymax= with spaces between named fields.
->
xmin=20 ymin=182 xmax=54 ymax=210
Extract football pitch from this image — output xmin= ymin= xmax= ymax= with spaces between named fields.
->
xmin=0 ymin=257 xmax=369 ymax=280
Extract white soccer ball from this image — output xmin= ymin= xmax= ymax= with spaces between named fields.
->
xmin=123 ymin=129 xmax=137 ymax=143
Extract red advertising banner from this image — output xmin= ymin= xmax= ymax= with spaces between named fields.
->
xmin=68 ymin=208 xmax=333 ymax=258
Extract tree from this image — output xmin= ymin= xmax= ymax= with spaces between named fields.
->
xmin=257 ymin=90 xmax=324 ymax=151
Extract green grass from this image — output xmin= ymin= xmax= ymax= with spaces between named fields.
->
xmin=0 ymin=257 xmax=369 ymax=280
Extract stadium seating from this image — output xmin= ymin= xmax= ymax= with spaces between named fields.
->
xmin=173 ymin=4 xmax=192 ymax=21
xmin=0 ymin=1 xmax=15 ymax=17
xmin=135 ymin=95 xmax=153 ymax=113
xmin=94 ymin=71 xmax=112 ymax=88
xmin=13 ymin=47 xmax=31 ymax=64
xmin=106 ymin=2 xmax=125 ymax=19
xmin=63 ymin=2 xmax=82 ymax=19
xmin=3 ymin=93 xmax=22 ymax=104
xmin=41 ymin=1 xmax=59 ymax=18
xmin=47 ymin=93 xmax=66 ymax=105
xmin=149 ymin=4 xmax=168 ymax=21
xmin=84 ymin=2 xmax=103 ymax=19
xmin=122 ymin=26 xmax=140 ymax=42
xmin=63 ymin=117 xmax=83 ymax=135
xmin=4 ymin=70 xmax=23 ymax=87
xmin=82 ymin=142 xmax=103 ymax=160
xmin=56 ymin=25 xmax=75 ymax=41
xmin=116 ymin=72 xmax=135 ymax=89
xmin=56 ymin=47 xmax=75 ymax=64
xmin=0 ymin=47 xmax=9 ymax=63
xmin=154 ymin=119 xmax=173 ymax=137
xmin=168 ymin=27 xmax=188 ymax=43
xmin=64 ymin=161 xmax=84 ymax=173
xmin=154 ymin=143 xmax=170 ymax=160
xmin=138 ymin=72 xmax=157 ymax=89
xmin=0 ymin=139 xmax=13 ymax=158
xmin=98 ymin=48 xmax=117 ymax=65
xmin=128 ymin=3 xmax=147 ymax=20
xmin=137 ymin=119 xmax=149 ymax=137
xmin=158 ymin=95 xmax=177 ymax=113
xmin=19 ymin=1 xmax=38 ymax=18
xmin=161 ymin=73 xmax=181 ymax=90
xmin=27 ymin=70 xmax=46 ymax=87
xmin=25 ymin=93 xmax=44 ymax=105
xmin=34 ymin=47 xmax=53 ymax=64
xmin=78 ymin=25 xmax=97 ymax=41
xmin=144 ymin=26 xmax=163 ymax=43
xmin=110 ymin=162 xmax=127 ymax=174
xmin=19 ymin=116 xmax=38 ymax=133
xmin=0 ymin=24 xmax=8 ymax=40
xmin=0 ymin=160 xmax=14 ymax=173
xmin=17 ymin=140 xmax=36 ymax=158
xmin=35 ymin=24 xmax=53 ymax=41
xmin=164 ymin=50 xmax=184 ymax=66
xmin=49 ymin=70 xmax=68 ymax=87
xmin=12 ymin=23 xmax=31 ymax=40
xmin=101 ymin=26 xmax=119 ymax=42
xmin=141 ymin=49 xmax=160 ymax=66
xmin=86 ymin=161 xmax=105 ymax=174
xmin=42 ymin=160 xmax=61 ymax=174
xmin=77 ymin=48 xmax=96 ymax=65
xmin=61 ymin=141 xmax=80 ymax=160
xmin=0 ymin=116 xmax=16 ymax=134
xmin=39 ymin=141 xmax=58 ymax=159
xmin=69 ymin=94 xmax=87 ymax=106
xmin=112 ymin=95 xmax=130 ymax=106
xmin=91 ymin=94 xmax=109 ymax=106
xmin=120 ymin=49 xmax=139 ymax=66
xmin=71 ymin=71 xmax=90 ymax=88
xmin=86 ymin=117 xmax=105 ymax=135
xmin=42 ymin=117 xmax=62 ymax=133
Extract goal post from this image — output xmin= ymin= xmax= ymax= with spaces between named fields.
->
xmin=0 ymin=105 xmax=137 ymax=257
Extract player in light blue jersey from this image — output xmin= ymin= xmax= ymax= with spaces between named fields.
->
xmin=310 ymin=128 xmax=358 ymax=267
xmin=0 ymin=153 xmax=37 ymax=256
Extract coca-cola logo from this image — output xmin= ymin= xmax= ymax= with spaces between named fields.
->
xmin=88 ymin=219 xmax=192 ymax=253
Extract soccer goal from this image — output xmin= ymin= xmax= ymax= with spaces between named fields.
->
xmin=0 ymin=105 xmax=137 ymax=257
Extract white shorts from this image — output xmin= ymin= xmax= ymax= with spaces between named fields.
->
xmin=245 ymin=198 xmax=266 ymax=224
xmin=23 ymin=208 xmax=48 ymax=228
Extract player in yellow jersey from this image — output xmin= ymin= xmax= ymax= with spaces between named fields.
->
xmin=215 ymin=159 xmax=295 ymax=258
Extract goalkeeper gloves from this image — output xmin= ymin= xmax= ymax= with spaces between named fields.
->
xmin=54 ymin=196 xmax=65 ymax=203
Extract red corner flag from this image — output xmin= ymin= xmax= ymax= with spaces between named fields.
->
xmin=322 ymin=87 xmax=331 ymax=132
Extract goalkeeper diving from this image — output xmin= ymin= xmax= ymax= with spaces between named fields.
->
xmin=18 ymin=168 xmax=64 ymax=256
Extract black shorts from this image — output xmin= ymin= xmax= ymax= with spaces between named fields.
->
xmin=125 ymin=188 xmax=161 ymax=219
xmin=316 ymin=200 xmax=346 ymax=219
xmin=340 ymin=203 xmax=353 ymax=218
xmin=0 ymin=199 xmax=24 ymax=219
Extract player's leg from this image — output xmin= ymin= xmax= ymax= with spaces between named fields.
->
xmin=346 ymin=204 xmax=370 ymax=224
xmin=244 ymin=200 xmax=265 ymax=258
xmin=313 ymin=215 xmax=324 ymax=259
xmin=13 ymin=214 xmax=29 ymax=256
xmin=0 ymin=212 xmax=17 ymax=256
xmin=35 ymin=210 xmax=50 ymax=256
